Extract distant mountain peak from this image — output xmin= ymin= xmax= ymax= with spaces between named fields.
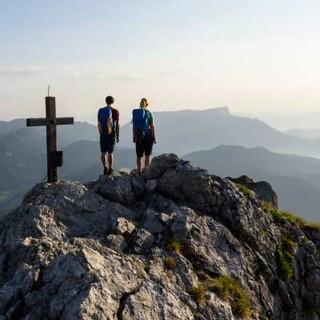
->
xmin=202 ymin=105 xmax=230 ymax=115
xmin=156 ymin=106 xmax=231 ymax=116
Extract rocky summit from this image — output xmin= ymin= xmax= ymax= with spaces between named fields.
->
xmin=0 ymin=154 xmax=319 ymax=320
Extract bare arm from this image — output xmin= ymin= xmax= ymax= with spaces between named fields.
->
xmin=98 ymin=121 xmax=102 ymax=134
xmin=150 ymin=118 xmax=156 ymax=143
xmin=115 ymin=120 xmax=120 ymax=142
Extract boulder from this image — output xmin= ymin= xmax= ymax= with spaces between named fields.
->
xmin=142 ymin=209 xmax=165 ymax=234
xmin=142 ymin=153 xmax=180 ymax=180
xmin=130 ymin=228 xmax=155 ymax=254
xmin=94 ymin=172 xmax=135 ymax=205
xmin=131 ymin=175 xmax=145 ymax=199
xmin=170 ymin=214 xmax=192 ymax=240
xmin=145 ymin=179 xmax=158 ymax=193
xmin=105 ymin=234 xmax=128 ymax=252
xmin=113 ymin=217 xmax=136 ymax=237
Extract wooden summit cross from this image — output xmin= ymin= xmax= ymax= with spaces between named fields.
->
xmin=26 ymin=96 xmax=74 ymax=183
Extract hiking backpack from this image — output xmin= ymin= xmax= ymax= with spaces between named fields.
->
xmin=98 ymin=107 xmax=114 ymax=135
xmin=132 ymin=109 xmax=151 ymax=141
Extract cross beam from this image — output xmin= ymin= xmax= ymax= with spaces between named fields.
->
xmin=26 ymin=117 xmax=74 ymax=127
xmin=26 ymin=96 xmax=74 ymax=183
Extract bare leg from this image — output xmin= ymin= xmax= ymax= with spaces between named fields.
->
xmin=101 ymin=153 xmax=106 ymax=168
xmin=108 ymin=153 xmax=113 ymax=171
xmin=145 ymin=155 xmax=151 ymax=168
xmin=137 ymin=158 xmax=142 ymax=175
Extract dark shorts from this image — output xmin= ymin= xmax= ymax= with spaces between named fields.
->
xmin=136 ymin=134 xmax=154 ymax=158
xmin=100 ymin=133 xmax=115 ymax=154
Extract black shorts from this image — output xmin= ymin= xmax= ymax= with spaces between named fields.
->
xmin=136 ymin=134 xmax=154 ymax=158
xmin=100 ymin=133 xmax=115 ymax=154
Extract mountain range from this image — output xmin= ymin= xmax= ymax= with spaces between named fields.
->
xmin=119 ymin=107 xmax=320 ymax=158
xmin=185 ymin=145 xmax=320 ymax=221
xmin=286 ymin=128 xmax=320 ymax=139
xmin=1 ymin=107 xmax=320 ymax=221
xmin=247 ymin=112 xmax=320 ymax=131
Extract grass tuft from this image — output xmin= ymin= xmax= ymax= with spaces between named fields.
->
xmin=236 ymin=183 xmax=254 ymax=198
xmin=206 ymin=276 xmax=252 ymax=319
xmin=168 ymin=239 xmax=182 ymax=254
xmin=164 ymin=256 xmax=176 ymax=270
xmin=303 ymin=221 xmax=320 ymax=232
xmin=276 ymin=236 xmax=296 ymax=280
xmin=189 ymin=275 xmax=253 ymax=316
xmin=189 ymin=283 xmax=206 ymax=305
xmin=261 ymin=202 xmax=320 ymax=232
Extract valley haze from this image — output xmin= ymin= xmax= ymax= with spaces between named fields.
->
xmin=0 ymin=107 xmax=320 ymax=222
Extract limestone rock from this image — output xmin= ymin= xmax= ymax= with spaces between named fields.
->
xmin=142 ymin=209 xmax=165 ymax=234
xmin=228 ymin=175 xmax=279 ymax=208
xmin=0 ymin=154 xmax=318 ymax=319
xmin=142 ymin=153 xmax=180 ymax=180
xmin=93 ymin=172 xmax=135 ymax=205
xmin=145 ymin=179 xmax=158 ymax=193
xmin=170 ymin=214 xmax=192 ymax=240
xmin=130 ymin=228 xmax=155 ymax=254
xmin=105 ymin=234 xmax=128 ymax=251
xmin=130 ymin=175 xmax=145 ymax=199
xmin=113 ymin=217 xmax=136 ymax=236
xmin=121 ymin=281 xmax=194 ymax=320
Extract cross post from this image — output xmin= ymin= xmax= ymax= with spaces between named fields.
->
xmin=26 ymin=96 xmax=74 ymax=183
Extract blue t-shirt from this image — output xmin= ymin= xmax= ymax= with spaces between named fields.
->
xmin=98 ymin=107 xmax=112 ymax=134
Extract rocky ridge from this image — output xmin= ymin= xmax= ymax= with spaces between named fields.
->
xmin=0 ymin=154 xmax=319 ymax=319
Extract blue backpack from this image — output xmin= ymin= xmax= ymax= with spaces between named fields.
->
xmin=98 ymin=107 xmax=113 ymax=134
xmin=132 ymin=109 xmax=151 ymax=133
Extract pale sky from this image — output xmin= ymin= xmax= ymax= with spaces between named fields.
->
xmin=1 ymin=0 xmax=320 ymax=123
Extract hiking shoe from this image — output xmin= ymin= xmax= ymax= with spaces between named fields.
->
xmin=108 ymin=168 xmax=114 ymax=176
xmin=103 ymin=167 xmax=108 ymax=175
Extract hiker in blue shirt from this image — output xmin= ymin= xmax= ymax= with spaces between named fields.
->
xmin=97 ymin=96 xmax=120 ymax=175
xmin=132 ymin=98 xmax=157 ymax=175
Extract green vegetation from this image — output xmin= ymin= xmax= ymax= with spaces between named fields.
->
xmin=276 ymin=237 xmax=296 ymax=280
xmin=261 ymin=202 xmax=320 ymax=232
xmin=168 ymin=239 xmax=182 ymax=254
xmin=189 ymin=283 xmax=206 ymax=305
xmin=164 ymin=256 xmax=176 ymax=270
xmin=236 ymin=183 xmax=254 ymax=198
xmin=206 ymin=275 xmax=252 ymax=319
xmin=262 ymin=203 xmax=302 ymax=281
xmin=189 ymin=275 xmax=252 ymax=317
xmin=304 ymin=221 xmax=320 ymax=232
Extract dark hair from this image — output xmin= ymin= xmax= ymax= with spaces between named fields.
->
xmin=105 ymin=96 xmax=114 ymax=105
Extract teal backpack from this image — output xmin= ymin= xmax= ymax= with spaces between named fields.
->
xmin=132 ymin=109 xmax=151 ymax=133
